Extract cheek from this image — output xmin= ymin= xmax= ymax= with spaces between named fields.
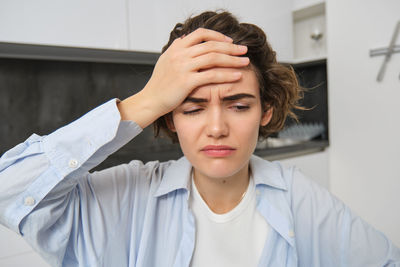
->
xmin=232 ymin=116 xmax=261 ymax=142
xmin=173 ymin=116 xmax=199 ymax=144
xmin=236 ymin=124 xmax=260 ymax=141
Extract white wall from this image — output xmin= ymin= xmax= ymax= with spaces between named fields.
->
xmin=327 ymin=0 xmax=400 ymax=247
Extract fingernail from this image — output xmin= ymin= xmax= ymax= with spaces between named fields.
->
xmin=241 ymin=57 xmax=250 ymax=64
xmin=238 ymin=45 xmax=247 ymax=52
xmin=233 ymin=72 xmax=242 ymax=78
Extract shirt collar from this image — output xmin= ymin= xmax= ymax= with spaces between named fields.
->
xmin=250 ymin=154 xmax=287 ymax=191
xmin=153 ymin=154 xmax=287 ymax=198
xmin=153 ymin=154 xmax=295 ymax=247
xmin=154 ymin=157 xmax=192 ymax=197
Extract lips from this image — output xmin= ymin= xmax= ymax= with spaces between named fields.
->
xmin=201 ymin=145 xmax=236 ymax=157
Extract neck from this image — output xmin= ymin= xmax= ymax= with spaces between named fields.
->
xmin=193 ymin=163 xmax=250 ymax=214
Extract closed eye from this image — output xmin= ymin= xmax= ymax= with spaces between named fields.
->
xmin=231 ymin=105 xmax=250 ymax=112
xmin=183 ymin=108 xmax=203 ymax=115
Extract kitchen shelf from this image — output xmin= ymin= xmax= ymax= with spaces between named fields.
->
xmin=255 ymin=140 xmax=329 ymax=161
xmin=0 ymin=42 xmax=160 ymax=65
xmin=281 ymin=55 xmax=326 ymax=66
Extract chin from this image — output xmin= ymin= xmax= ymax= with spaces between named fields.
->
xmin=191 ymin=157 xmax=249 ymax=179
xmin=199 ymin=169 xmax=238 ymax=179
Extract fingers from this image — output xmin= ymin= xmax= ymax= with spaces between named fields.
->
xmin=193 ymin=68 xmax=244 ymax=87
xmin=178 ymin=29 xmax=249 ymax=70
xmin=180 ymin=28 xmax=233 ymax=47
xmin=189 ymin=41 xmax=247 ymax=58
xmin=191 ymin=53 xmax=249 ymax=70
xmin=166 ymin=27 xmax=248 ymax=71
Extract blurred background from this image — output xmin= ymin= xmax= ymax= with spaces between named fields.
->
xmin=0 ymin=0 xmax=399 ymax=265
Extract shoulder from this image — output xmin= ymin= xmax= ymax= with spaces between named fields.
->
xmin=261 ymin=158 xmax=348 ymax=220
xmin=251 ymin=155 xmax=330 ymax=202
xmin=126 ymin=159 xmax=177 ymax=180
xmin=87 ymin=159 xmax=177 ymax=194
xmin=278 ymin=162 xmax=400 ymax=265
xmin=251 ymin=154 xmax=348 ymax=232
xmin=253 ymin=155 xmax=341 ymax=211
xmin=252 ymin=156 xmax=400 ymax=264
xmin=254 ymin=157 xmax=349 ymax=264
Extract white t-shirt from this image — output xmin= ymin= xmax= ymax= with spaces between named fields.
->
xmin=189 ymin=174 xmax=270 ymax=267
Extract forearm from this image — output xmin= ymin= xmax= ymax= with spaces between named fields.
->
xmin=0 ymin=99 xmax=141 ymax=233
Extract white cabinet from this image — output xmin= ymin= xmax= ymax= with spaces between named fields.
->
xmin=0 ymin=0 xmax=129 ymax=50
xmin=0 ymin=1 xmax=294 ymax=60
xmin=127 ymin=0 xmax=188 ymax=53
xmin=127 ymin=0 xmax=294 ymax=61
xmin=291 ymin=0 xmax=327 ymax=62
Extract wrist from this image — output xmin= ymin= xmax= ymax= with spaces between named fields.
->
xmin=117 ymin=90 xmax=162 ymax=129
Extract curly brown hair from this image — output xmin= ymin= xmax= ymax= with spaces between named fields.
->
xmin=154 ymin=10 xmax=303 ymax=143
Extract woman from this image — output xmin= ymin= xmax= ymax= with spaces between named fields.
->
xmin=0 ymin=11 xmax=399 ymax=267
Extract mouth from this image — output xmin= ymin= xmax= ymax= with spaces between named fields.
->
xmin=200 ymin=145 xmax=236 ymax=157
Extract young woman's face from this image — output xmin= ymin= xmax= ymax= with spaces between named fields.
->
xmin=170 ymin=69 xmax=272 ymax=179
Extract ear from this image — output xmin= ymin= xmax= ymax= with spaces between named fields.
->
xmin=260 ymin=107 xmax=273 ymax=126
xmin=165 ymin=114 xmax=176 ymax=132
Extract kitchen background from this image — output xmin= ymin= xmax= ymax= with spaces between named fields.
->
xmin=0 ymin=0 xmax=399 ymax=266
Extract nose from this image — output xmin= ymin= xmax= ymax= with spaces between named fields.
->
xmin=205 ymin=107 xmax=229 ymax=138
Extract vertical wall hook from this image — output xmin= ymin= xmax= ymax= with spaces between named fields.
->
xmin=375 ymin=21 xmax=400 ymax=82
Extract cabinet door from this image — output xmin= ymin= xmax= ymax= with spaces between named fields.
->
xmin=127 ymin=0 xmax=293 ymax=61
xmin=0 ymin=0 xmax=129 ymax=50
xmin=127 ymin=0 xmax=188 ymax=53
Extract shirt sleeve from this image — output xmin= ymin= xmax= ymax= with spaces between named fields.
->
xmin=289 ymin=168 xmax=400 ymax=267
xmin=0 ymin=98 xmax=143 ymax=265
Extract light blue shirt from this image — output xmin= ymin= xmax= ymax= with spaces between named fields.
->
xmin=0 ymin=99 xmax=399 ymax=267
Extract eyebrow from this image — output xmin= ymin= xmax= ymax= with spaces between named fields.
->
xmin=183 ymin=93 xmax=256 ymax=103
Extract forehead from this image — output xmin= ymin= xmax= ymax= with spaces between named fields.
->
xmin=189 ymin=68 xmax=259 ymax=98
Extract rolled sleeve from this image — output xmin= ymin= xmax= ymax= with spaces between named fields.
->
xmin=0 ymin=98 xmax=143 ymax=234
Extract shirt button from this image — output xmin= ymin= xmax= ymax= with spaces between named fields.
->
xmin=288 ymin=229 xmax=295 ymax=238
xmin=68 ymin=159 xmax=78 ymax=168
xmin=24 ymin=196 xmax=35 ymax=206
